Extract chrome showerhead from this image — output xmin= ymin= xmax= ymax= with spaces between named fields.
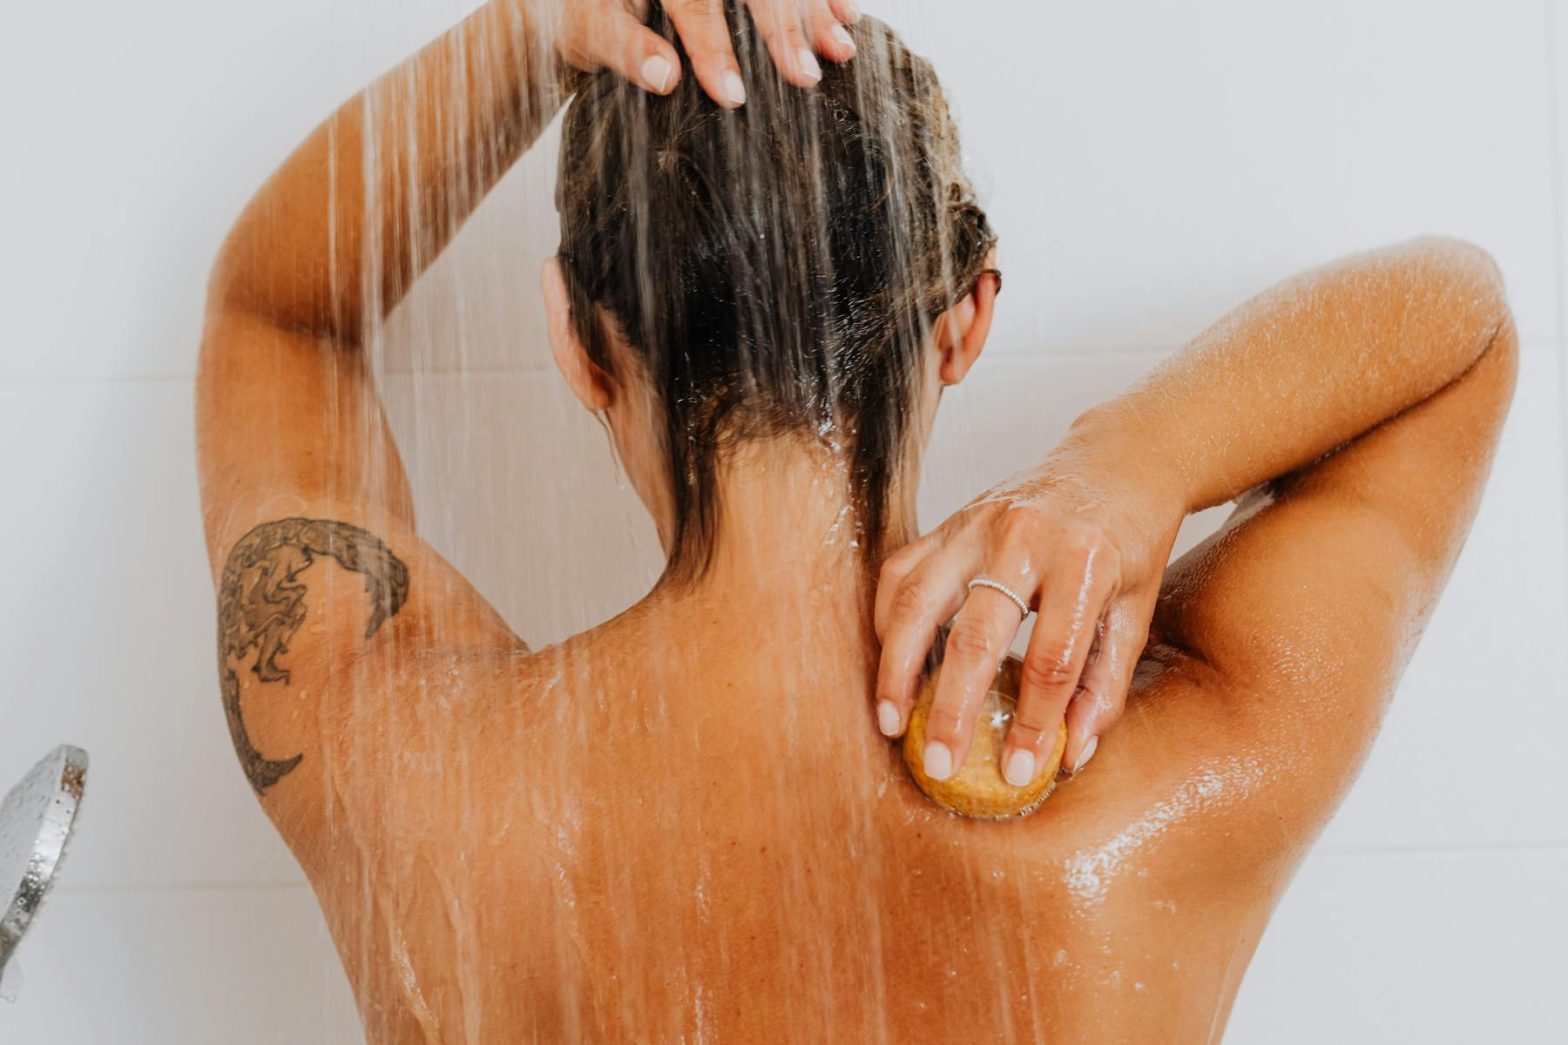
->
xmin=0 ymin=745 xmax=89 ymax=987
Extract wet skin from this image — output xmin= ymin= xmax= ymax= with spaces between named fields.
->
xmin=206 ymin=316 xmax=1512 ymax=1041
xmin=196 ymin=1 xmax=1518 ymax=1041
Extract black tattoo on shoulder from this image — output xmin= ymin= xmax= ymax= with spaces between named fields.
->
xmin=217 ymin=518 xmax=410 ymax=795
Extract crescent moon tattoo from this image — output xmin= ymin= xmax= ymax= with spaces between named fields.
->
xmin=217 ymin=518 xmax=410 ymax=795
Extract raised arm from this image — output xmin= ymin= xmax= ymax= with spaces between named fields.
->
xmin=875 ymin=238 xmax=1515 ymax=794
xmin=198 ymin=0 xmax=862 ymax=807
xmin=196 ymin=0 xmax=571 ymax=809
xmin=210 ymin=3 xmax=560 ymax=347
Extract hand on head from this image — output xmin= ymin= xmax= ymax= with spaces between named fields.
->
xmin=555 ymin=0 xmax=861 ymax=106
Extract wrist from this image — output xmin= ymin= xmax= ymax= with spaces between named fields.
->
xmin=1060 ymin=402 xmax=1193 ymax=528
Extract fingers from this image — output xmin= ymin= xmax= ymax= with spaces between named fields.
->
xmin=873 ymin=532 xmax=939 ymax=641
xmin=667 ymin=0 xmax=858 ymax=106
xmin=749 ymin=0 xmax=824 ymax=87
xmin=666 ymin=0 xmax=748 ymax=106
xmin=605 ymin=9 xmax=684 ymax=95
xmin=922 ymin=583 xmax=1032 ymax=782
xmin=874 ymin=544 xmax=975 ymax=739
xmin=804 ymin=0 xmax=857 ymax=65
xmin=827 ymin=0 xmax=862 ymax=26
xmin=1062 ymin=608 xmax=1146 ymax=774
xmin=1002 ymin=554 xmax=1117 ymax=787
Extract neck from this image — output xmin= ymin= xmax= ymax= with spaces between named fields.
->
xmin=652 ymin=440 xmax=919 ymax=623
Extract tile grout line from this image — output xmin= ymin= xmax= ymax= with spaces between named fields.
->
xmin=46 ymin=839 xmax=1568 ymax=898
xmin=0 ymin=374 xmax=195 ymax=388
xmin=1546 ymin=0 xmax=1568 ymax=650
xmin=377 ymin=340 xmax=1568 ymax=383
xmin=5 ymin=340 xmax=1566 ymax=391
xmin=54 ymin=880 xmax=312 ymax=897
xmin=1314 ymin=838 xmax=1568 ymax=861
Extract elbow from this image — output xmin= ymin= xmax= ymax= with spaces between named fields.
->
xmin=1406 ymin=234 xmax=1501 ymax=278
xmin=1397 ymin=236 xmax=1515 ymax=364
xmin=205 ymin=211 xmax=276 ymax=320
xmin=1412 ymin=234 xmax=1501 ymax=277
xmin=203 ymin=213 xmax=258 ymax=320
xmin=1405 ymin=235 xmax=1508 ymax=314
xmin=1482 ymin=304 xmax=1520 ymax=420
xmin=203 ymin=243 xmax=243 ymax=317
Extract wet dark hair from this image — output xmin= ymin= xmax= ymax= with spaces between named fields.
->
xmin=556 ymin=1 xmax=996 ymax=585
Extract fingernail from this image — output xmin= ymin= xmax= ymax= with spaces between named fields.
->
xmin=1003 ymin=748 xmax=1036 ymax=788
xmin=722 ymin=70 xmax=747 ymax=106
xmin=923 ymin=741 xmax=954 ymax=781
xmin=831 ymin=24 xmax=856 ymax=52
xmin=640 ymin=55 xmax=673 ymax=93
xmin=876 ymin=700 xmax=901 ymax=737
xmin=1072 ymin=735 xmax=1100 ymax=774
xmin=842 ymin=1 xmax=862 ymax=23
xmin=798 ymin=48 xmax=822 ymax=83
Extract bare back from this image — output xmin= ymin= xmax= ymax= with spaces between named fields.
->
xmin=233 ymin=288 xmax=1512 ymax=1039
xmin=203 ymin=270 xmax=1511 ymax=1040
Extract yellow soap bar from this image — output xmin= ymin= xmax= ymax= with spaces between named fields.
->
xmin=901 ymin=655 xmax=1067 ymax=819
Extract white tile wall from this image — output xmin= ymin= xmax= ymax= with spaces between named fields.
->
xmin=1229 ymin=848 xmax=1568 ymax=1042
xmin=3 ymin=1 xmax=1565 ymax=1042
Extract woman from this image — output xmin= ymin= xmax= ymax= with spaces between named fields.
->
xmin=197 ymin=0 xmax=1516 ymax=1040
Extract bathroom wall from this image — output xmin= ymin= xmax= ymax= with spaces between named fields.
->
xmin=3 ymin=0 xmax=1565 ymax=1040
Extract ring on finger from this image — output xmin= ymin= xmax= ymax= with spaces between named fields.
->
xmin=967 ymin=576 xmax=1031 ymax=620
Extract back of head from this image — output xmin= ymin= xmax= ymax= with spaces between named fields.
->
xmin=557 ymin=1 xmax=995 ymax=583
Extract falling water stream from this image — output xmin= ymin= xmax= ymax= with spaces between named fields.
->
xmin=222 ymin=1 xmax=1299 ymax=1040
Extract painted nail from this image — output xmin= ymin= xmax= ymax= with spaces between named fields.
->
xmin=876 ymin=700 xmax=901 ymax=737
xmin=923 ymin=741 xmax=954 ymax=781
xmin=640 ymin=55 xmax=673 ymax=93
xmin=831 ymin=24 xmax=856 ymax=52
xmin=798 ymin=48 xmax=822 ymax=83
xmin=1003 ymin=748 xmax=1036 ymax=788
xmin=722 ymin=70 xmax=747 ymax=106
xmin=1072 ymin=735 xmax=1100 ymax=775
xmin=842 ymin=0 xmax=862 ymax=23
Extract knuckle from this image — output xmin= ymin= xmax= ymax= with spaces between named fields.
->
xmin=1071 ymin=674 xmax=1099 ymax=701
xmin=1058 ymin=521 xmax=1101 ymax=559
xmin=1008 ymin=693 xmax=1058 ymax=734
xmin=1021 ymin=649 xmax=1076 ymax=692
xmin=1006 ymin=717 xmax=1055 ymax=747
xmin=925 ymin=705 xmax=964 ymax=739
xmin=996 ymin=504 xmax=1040 ymax=547
xmin=890 ymin=582 xmax=931 ymax=621
xmin=947 ymin=618 xmax=998 ymax=661
xmin=879 ymin=538 xmax=925 ymax=577
xmin=877 ymin=557 xmax=903 ymax=589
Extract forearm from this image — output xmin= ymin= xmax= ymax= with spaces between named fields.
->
xmin=209 ymin=0 xmax=559 ymax=342
xmin=1067 ymin=238 xmax=1513 ymax=516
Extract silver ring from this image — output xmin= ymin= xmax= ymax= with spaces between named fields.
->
xmin=967 ymin=576 xmax=1031 ymax=619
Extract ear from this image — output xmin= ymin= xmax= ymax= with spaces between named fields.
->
xmin=542 ymin=257 xmax=615 ymax=413
xmin=935 ymin=246 xmax=1000 ymax=387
